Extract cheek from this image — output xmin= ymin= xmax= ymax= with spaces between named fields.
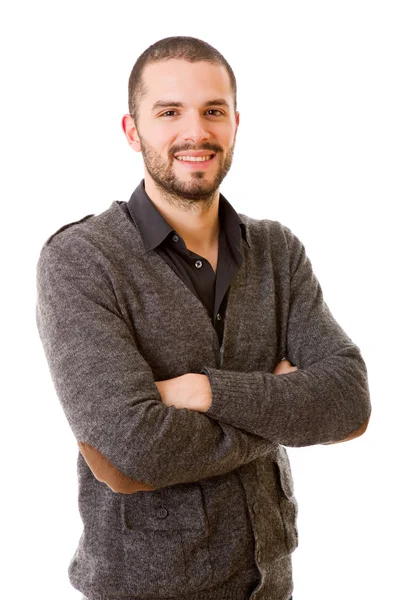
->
xmin=159 ymin=135 xmax=179 ymax=159
xmin=216 ymin=124 xmax=236 ymax=146
xmin=143 ymin=123 xmax=175 ymax=151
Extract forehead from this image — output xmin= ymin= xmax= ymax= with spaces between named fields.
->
xmin=140 ymin=59 xmax=234 ymax=106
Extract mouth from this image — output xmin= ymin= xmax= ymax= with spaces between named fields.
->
xmin=174 ymin=153 xmax=217 ymax=168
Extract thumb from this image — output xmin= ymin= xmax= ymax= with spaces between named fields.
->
xmin=273 ymin=358 xmax=297 ymax=375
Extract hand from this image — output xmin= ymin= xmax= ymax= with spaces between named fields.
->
xmin=155 ymin=373 xmax=212 ymax=412
xmin=155 ymin=361 xmax=297 ymax=413
xmin=273 ymin=358 xmax=297 ymax=375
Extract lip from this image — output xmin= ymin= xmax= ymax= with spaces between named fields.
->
xmin=174 ymin=150 xmax=216 ymax=158
xmin=174 ymin=154 xmax=216 ymax=169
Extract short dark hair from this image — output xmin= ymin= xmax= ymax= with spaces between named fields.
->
xmin=128 ymin=36 xmax=237 ymax=123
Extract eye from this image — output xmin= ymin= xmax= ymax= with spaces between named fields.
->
xmin=161 ymin=110 xmax=178 ymax=117
xmin=206 ymin=109 xmax=223 ymax=116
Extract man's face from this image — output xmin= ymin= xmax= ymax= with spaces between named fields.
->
xmin=132 ymin=59 xmax=239 ymax=201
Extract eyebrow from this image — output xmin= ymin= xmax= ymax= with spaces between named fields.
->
xmin=151 ymin=99 xmax=230 ymax=112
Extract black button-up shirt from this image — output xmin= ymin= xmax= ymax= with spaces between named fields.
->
xmin=125 ymin=180 xmax=250 ymax=346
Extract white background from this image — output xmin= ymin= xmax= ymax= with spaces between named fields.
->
xmin=1 ymin=1 xmax=399 ymax=599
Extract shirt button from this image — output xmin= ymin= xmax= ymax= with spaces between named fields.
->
xmin=195 ymin=260 xmax=203 ymax=268
xmin=256 ymin=549 xmax=262 ymax=562
xmin=172 ymin=234 xmax=179 ymax=242
xmin=156 ymin=508 xmax=169 ymax=519
xmin=216 ymin=313 xmax=222 ymax=321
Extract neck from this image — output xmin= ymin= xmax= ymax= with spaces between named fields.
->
xmin=143 ymin=175 xmax=221 ymax=251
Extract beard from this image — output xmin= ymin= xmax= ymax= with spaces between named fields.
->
xmin=136 ymin=130 xmax=235 ymax=207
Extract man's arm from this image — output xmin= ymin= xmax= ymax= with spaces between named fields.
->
xmin=36 ymin=232 xmax=277 ymax=493
xmin=159 ymin=361 xmax=369 ymax=445
xmin=77 ymin=360 xmax=292 ymax=494
xmin=196 ymin=226 xmax=371 ymax=447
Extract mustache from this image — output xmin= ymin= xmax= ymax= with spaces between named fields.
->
xmin=169 ymin=143 xmax=223 ymax=157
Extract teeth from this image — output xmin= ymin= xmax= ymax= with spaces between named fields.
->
xmin=176 ymin=155 xmax=212 ymax=162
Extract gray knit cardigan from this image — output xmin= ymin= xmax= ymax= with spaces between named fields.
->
xmin=35 ymin=199 xmax=371 ymax=600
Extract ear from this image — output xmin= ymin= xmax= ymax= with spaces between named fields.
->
xmin=121 ymin=114 xmax=141 ymax=152
xmin=235 ymin=110 xmax=240 ymax=130
xmin=234 ymin=111 xmax=240 ymax=141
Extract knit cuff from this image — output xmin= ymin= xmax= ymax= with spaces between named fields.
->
xmin=201 ymin=366 xmax=266 ymax=431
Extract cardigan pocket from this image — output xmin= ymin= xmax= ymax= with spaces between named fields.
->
xmin=274 ymin=447 xmax=299 ymax=554
xmin=119 ymin=483 xmax=212 ymax=596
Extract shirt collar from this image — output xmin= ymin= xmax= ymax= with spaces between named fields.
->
xmin=127 ymin=179 xmax=250 ymax=253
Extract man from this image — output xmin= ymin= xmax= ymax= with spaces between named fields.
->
xmin=36 ymin=36 xmax=371 ymax=600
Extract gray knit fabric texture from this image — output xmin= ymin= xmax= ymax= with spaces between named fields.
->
xmin=36 ymin=200 xmax=371 ymax=600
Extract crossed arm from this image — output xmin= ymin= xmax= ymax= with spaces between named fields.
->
xmin=78 ymin=360 xmax=369 ymax=494
xmin=38 ymin=225 xmax=370 ymax=496
xmin=156 ymin=362 xmax=369 ymax=442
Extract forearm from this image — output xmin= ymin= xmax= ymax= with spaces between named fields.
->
xmin=168 ymin=358 xmax=370 ymax=446
xmin=201 ymin=345 xmax=371 ymax=447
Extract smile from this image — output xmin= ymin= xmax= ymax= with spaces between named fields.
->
xmin=175 ymin=155 xmax=214 ymax=162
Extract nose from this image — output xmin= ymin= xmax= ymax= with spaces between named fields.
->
xmin=180 ymin=111 xmax=211 ymax=144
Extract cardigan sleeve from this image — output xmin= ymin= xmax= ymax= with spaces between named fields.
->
xmin=202 ymin=225 xmax=371 ymax=447
xmin=35 ymin=234 xmax=277 ymax=491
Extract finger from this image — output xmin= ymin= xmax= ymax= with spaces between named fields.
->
xmin=272 ymin=359 xmax=292 ymax=375
xmin=273 ymin=360 xmax=297 ymax=376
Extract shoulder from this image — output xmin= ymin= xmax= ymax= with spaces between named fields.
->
xmin=42 ymin=201 xmax=127 ymax=247
xmin=38 ymin=200 xmax=136 ymax=258
xmin=238 ymin=212 xmax=303 ymax=251
xmin=44 ymin=213 xmax=95 ymax=246
xmin=36 ymin=201 xmax=133 ymax=278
